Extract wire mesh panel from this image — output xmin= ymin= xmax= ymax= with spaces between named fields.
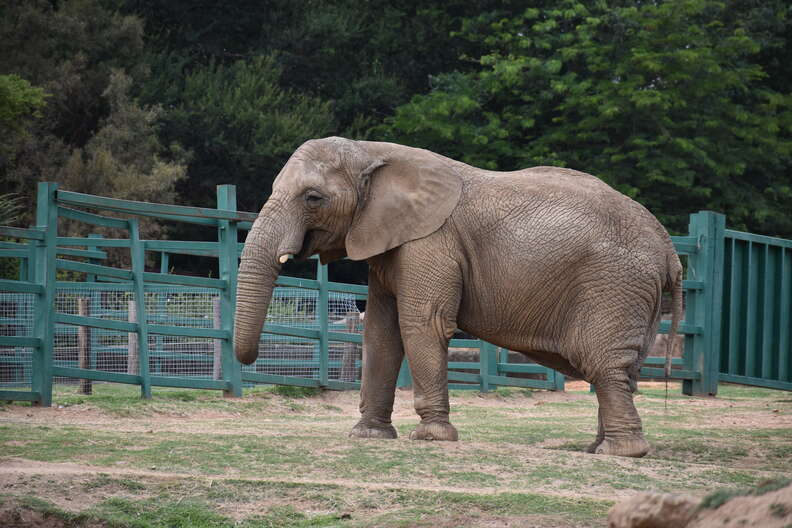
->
xmin=242 ymin=287 xmax=361 ymax=382
xmin=53 ymin=286 xmax=133 ymax=380
xmin=0 ymin=293 xmax=35 ymax=387
xmin=327 ymin=291 xmax=363 ymax=383
xmin=146 ymin=286 xmax=219 ymax=379
xmin=244 ymin=288 xmax=321 ymax=380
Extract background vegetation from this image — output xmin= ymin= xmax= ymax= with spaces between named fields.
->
xmin=1 ymin=0 xmax=790 ymax=281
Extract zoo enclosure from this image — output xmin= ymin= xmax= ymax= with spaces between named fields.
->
xmin=0 ymin=184 xmax=790 ymax=406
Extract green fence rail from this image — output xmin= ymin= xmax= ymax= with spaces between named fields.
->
xmin=1 ymin=183 xmax=790 ymax=405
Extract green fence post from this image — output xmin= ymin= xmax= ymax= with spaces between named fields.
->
xmin=217 ymin=185 xmax=242 ymax=397
xmin=19 ymin=240 xmax=32 ymax=281
xmin=549 ymin=369 xmax=565 ymax=391
xmin=479 ymin=341 xmax=498 ymax=392
xmin=85 ymin=234 xmax=103 ymax=282
xmin=317 ymin=259 xmax=329 ymax=387
xmin=129 ymin=218 xmax=151 ymax=399
xmin=683 ymin=211 xmax=725 ymax=396
xmin=160 ymin=252 xmax=169 ymax=274
xmin=32 ymin=182 xmax=58 ymax=407
xmin=396 ymin=358 xmax=412 ymax=388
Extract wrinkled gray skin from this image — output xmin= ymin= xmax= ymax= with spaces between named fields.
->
xmin=234 ymin=137 xmax=683 ymax=458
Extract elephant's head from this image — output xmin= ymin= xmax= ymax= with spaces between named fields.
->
xmin=233 ymin=137 xmax=462 ymax=364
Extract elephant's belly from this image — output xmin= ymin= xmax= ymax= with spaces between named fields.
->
xmin=457 ymin=323 xmax=585 ymax=379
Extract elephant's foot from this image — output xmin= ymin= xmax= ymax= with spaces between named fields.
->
xmin=409 ymin=421 xmax=458 ymax=441
xmin=584 ymin=438 xmax=603 ymax=454
xmin=349 ymin=420 xmax=397 ymax=439
xmin=593 ymin=435 xmax=650 ymax=458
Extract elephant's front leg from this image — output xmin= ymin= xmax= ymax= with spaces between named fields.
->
xmin=398 ymin=282 xmax=461 ymax=442
xmin=349 ymin=276 xmax=404 ymax=439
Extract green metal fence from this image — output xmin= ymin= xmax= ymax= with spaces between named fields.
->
xmin=719 ymin=230 xmax=792 ymax=391
xmin=0 ymin=184 xmax=790 ymax=405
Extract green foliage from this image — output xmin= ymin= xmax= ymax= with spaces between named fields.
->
xmin=0 ymin=193 xmax=24 ymax=225
xmin=382 ymin=0 xmax=792 ymax=237
xmin=0 ymin=74 xmax=47 ymax=158
xmin=145 ymin=54 xmax=334 ymax=213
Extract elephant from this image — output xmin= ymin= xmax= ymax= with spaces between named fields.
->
xmin=234 ymin=137 xmax=683 ymax=458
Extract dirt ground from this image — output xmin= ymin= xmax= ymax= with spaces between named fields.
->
xmin=1 ymin=381 xmax=791 ymax=527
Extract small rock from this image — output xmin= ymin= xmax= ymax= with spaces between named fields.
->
xmin=608 ymin=492 xmax=697 ymax=528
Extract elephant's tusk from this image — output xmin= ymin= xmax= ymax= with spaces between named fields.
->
xmin=278 ymin=254 xmax=292 ymax=264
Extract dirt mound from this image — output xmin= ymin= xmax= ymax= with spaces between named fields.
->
xmin=608 ymin=479 xmax=792 ymax=527
xmin=0 ymin=499 xmax=103 ymax=528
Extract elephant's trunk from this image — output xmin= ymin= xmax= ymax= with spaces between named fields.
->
xmin=234 ymin=202 xmax=303 ymax=365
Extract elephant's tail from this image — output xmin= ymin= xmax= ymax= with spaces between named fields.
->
xmin=665 ymin=264 xmax=684 ymax=378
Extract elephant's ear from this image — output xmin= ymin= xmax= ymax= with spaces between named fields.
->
xmin=345 ymin=149 xmax=463 ymax=261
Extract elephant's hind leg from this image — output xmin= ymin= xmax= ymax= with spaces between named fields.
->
xmin=591 ymin=366 xmax=649 ymax=457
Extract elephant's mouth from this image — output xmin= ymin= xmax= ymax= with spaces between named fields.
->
xmin=295 ymin=229 xmax=321 ymax=261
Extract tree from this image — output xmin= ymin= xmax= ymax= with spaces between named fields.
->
xmin=382 ymin=0 xmax=792 ymax=236
xmin=146 ymin=54 xmax=335 ymax=213
xmin=57 ymin=70 xmax=187 ymax=241
xmin=0 ymin=74 xmax=47 ymax=153
xmin=0 ymin=0 xmax=187 ymax=238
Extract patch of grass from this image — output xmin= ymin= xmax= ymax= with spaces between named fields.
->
xmin=699 ymin=478 xmax=792 ymax=510
xmin=271 ymin=385 xmax=322 ymax=398
xmin=493 ymin=387 xmax=534 ymax=398
xmin=770 ymin=502 xmax=791 ymax=518
xmin=243 ymin=505 xmax=345 ymax=527
xmin=84 ymin=474 xmax=147 ymax=492
xmin=88 ymin=497 xmax=234 ymax=527
xmin=700 ymin=488 xmax=744 ymax=509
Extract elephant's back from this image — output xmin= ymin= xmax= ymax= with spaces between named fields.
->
xmin=467 ymin=165 xmax=671 ymax=250
xmin=450 ymin=163 xmax=676 ymax=287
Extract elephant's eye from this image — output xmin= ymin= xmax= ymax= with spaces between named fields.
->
xmin=304 ymin=190 xmax=324 ymax=207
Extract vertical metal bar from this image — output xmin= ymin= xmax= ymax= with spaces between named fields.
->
xmin=727 ymin=239 xmax=741 ymax=375
xmin=18 ymin=240 xmax=31 ymax=281
xmin=160 ymin=252 xmax=169 ymax=274
xmin=86 ymin=233 xmax=102 ymax=374
xmin=761 ymin=245 xmax=775 ymax=379
xmin=684 ymin=211 xmax=724 ymax=396
xmin=32 ymin=182 xmax=57 ymax=407
xmin=396 ymin=358 xmax=412 ymax=388
xmin=682 ymin=214 xmax=701 ymax=395
xmin=779 ymin=248 xmax=790 ymax=382
xmin=479 ymin=341 xmax=497 ymax=392
xmin=129 ymin=218 xmax=151 ymax=398
xmin=317 ymin=259 xmax=329 ymax=387
xmin=86 ymin=234 xmax=103 ymax=282
xmin=217 ymin=185 xmax=241 ymax=397
xmin=551 ymin=367 xmax=566 ymax=391
xmin=745 ymin=242 xmax=757 ymax=377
